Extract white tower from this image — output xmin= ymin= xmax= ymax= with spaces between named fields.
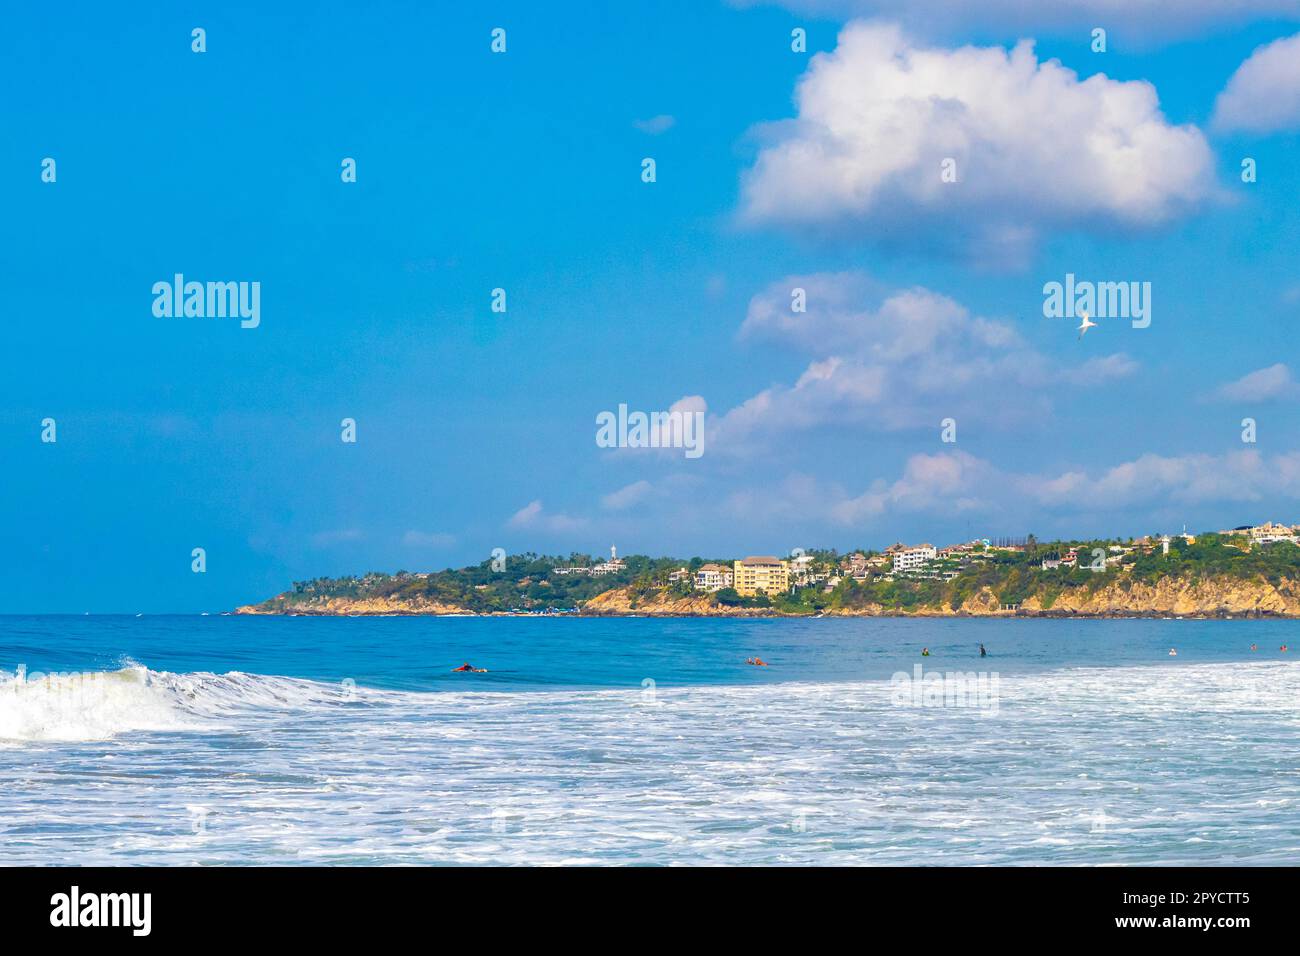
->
xmin=611 ymin=544 xmax=617 ymax=561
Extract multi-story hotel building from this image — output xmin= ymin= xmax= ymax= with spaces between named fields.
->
xmin=732 ymin=556 xmax=791 ymax=596
xmin=891 ymin=544 xmax=937 ymax=573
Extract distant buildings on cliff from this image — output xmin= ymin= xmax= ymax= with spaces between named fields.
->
xmin=543 ymin=521 xmax=1300 ymax=599
xmin=552 ymin=545 xmax=627 ymax=577
xmin=1222 ymin=521 xmax=1300 ymax=544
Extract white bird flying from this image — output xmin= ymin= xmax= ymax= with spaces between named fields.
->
xmin=1077 ymin=309 xmax=1097 ymax=338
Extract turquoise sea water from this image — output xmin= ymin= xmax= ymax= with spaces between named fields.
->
xmin=2 ymin=615 xmax=1298 ymax=865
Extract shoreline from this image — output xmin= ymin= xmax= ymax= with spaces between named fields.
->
xmin=234 ymin=569 xmax=1300 ymax=620
xmin=231 ymin=607 xmax=1297 ymax=621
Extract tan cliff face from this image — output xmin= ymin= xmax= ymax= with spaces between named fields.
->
xmin=580 ymin=588 xmax=781 ymax=617
xmin=827 ymin=578 xmax=1300 ymax=618
xmin=1018 ymin=576 xmax=1300 ymax=617
xmin=585 ymin=577 xmax=1300 ymax=618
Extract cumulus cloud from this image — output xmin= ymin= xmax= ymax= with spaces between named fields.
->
xmin=761 ymin=448 xmax=1300 ymax=530
xmin=1209 ymin=363 xmax=1300 ymax=402
xmin=507 ymin=500 xmax=587 ymax=533
xmin=713 ymin=272 xmax=1137 ymax=453
xmin=1213 ymin=32 xmax=1300 ymax=133
xmin=715 ymin=447 xmax=1297 ymax=533
xmin=831 ymin=451 xmax=993 ymax=523
xmin=739 ymin=22 xmax=1213 ymax=260
xmin=1025 ymin=450 xmax=1300 ymax=508
xmin=601 ymin=480 xmax=654 ymax=510
xmin=602 ymin=395 xmax=709 ymax=460
xmin=730 ymin=1 xmax=1299 ymax=40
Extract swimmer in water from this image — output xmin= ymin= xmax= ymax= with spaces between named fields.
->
xmin=1283 ymin=645 xmax=1290 ymax=653
xmin=1168 ymin=648 xmax=1177 ymax=656
xmin=979 ymin=643 xmax=987 ymax=658
xmin=451 ymin=663 xmax=488 ymax=673
xmin=745 ymin=657 xmax=769 ymax=666
xmin=1251 ymin=643 xmax=1258 ymax=651
xmin=921 ymin=647 xmax=930 ymax=657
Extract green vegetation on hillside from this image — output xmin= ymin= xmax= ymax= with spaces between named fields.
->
xmin=248 ymin=533 xmax=1300 ymax=614
xmin=271 ymin=553 xmax=687 ymax=613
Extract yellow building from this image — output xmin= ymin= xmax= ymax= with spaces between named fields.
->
xmin=732 ymin=556 xmax=791 ymax=596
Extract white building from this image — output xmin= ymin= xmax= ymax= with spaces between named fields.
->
xmin=556 ymin=545 xmax=628 ymax=578
xmin=590 ymin=544 xmax=628 ymax=576
xmin=1249 ymin=522 xmax=1297 ymax=544
xmin=892 ymin=544 xmax=937 ymax=573
xmin=693 ymin=563 xmax=733 ymax=592
xmin=790 ymin=553 xmax=817 ymax=586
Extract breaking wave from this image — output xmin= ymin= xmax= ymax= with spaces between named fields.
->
xmin=1 ymin=659 xmax=1299 ymax=863
xmin=0 ymin=665 xmax=356 ymax=742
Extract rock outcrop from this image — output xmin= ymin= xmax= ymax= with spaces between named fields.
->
xmin=580 ymin=589 xmax=778 ymax=617
xmin=1018 ymin=576 xmax=1300 ymax=617
xmin=234 ymin=595 xmax=471 ymax=616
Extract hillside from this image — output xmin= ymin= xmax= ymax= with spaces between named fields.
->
xmin=233 ymin=534 xmax=1300 ymax=618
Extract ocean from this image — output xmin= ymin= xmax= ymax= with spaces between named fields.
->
xmin=1 ymin=615 xmax=1297 ymax=865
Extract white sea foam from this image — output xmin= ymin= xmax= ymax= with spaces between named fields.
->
xmin=0 ymin=666 xmax=201 ymax=742
xmin=1 ymin=660 xmax=1298 ymax=864
xmin=0 ymin=665 xmax=356 ymax=742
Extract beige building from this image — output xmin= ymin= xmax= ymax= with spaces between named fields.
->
xmin=732 ymin=556 xmax=791 ymax=596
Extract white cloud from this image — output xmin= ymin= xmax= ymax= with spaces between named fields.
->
xmin=653 ymin=395 xmax=707 ymax=446
xmin=730 ymin=1 xmax=1299 ymax=40
xmin=401 ymin=530 xmax=456 ymax=549
xmin=713 ymin=272 xmax=1136 ymax=453
xmin=831 ymin=451 xmax=992 ymax=523
xmin=767 ymin=448 xmax=1300 ymax=529
xmin=852 ymin=449 xmax=1300 ymax=520
xmin=739 ymin=22 xmax=1213 ymax=260
xmin=581 ymin=443 xmax=1300 ymax=546
xmin=601 ymin=480 xmax=654 ymax=510
xmin=507 ymin=500 xmax=588 ymax=533
xmin=634 ymin=114 xmax=676 ymax=134
xmin=1060 ymin=353 xmax=1141 ymax=385
xmin=1213 ymin=32 xmax=1300 ymax=133
xmin=1024 ymin=449 xmax=1300 ymax=508
xmin=1210 ymin=363 xmax=1300 ymax=402
xmin=603 ymin=395 xmax=709 ymax=459
xmin=509 ymin=501 xmax=543 ymax=526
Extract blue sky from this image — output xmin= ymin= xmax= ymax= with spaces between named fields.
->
xmin=5 ymin=1 xmax=1300 ymax=612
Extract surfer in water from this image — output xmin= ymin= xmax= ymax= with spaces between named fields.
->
xmin=745 ymin=657 xmax=769 ymax=666
xmin=451 ymin=663 xmax=488 ymax=673
xmin=921 ymin=647 xmax=930 ymax=657
xmin=979 ymin=643 xmax=987 ymax=658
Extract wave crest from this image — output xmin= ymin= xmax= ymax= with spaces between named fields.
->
xmin=0 ymin=666 xmax=354 ymax=743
